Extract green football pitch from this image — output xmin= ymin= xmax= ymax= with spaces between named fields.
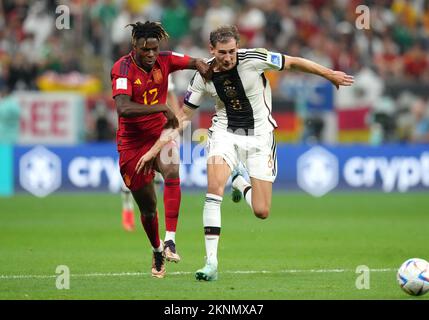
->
xmin=0 ymin=192 xmax=428 ymax=300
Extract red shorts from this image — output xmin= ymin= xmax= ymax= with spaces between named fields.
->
xmin=119 ymin=142 xmax=158 ymax=192
xmin=119 ymin=139 xmax=179 ymax=191
xmin=118 ymin=114 xmax=166 ymax=191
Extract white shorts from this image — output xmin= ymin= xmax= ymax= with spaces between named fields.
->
xmin=206 ymin=130 xmax=277 ymax=182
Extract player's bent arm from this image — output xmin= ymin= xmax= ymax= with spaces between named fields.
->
xmin=152 ymin=105 xmax=196 ymax=154
xmin=115 ymin=94 xmax=169 ymax=117
xmin=135 ymin=106 xmax=196 ymax=175
xmin=283 ymin=55 xmax=354 ymax=89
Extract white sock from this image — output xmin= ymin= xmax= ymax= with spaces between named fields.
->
xmin=165 ymin=231 xmax=176 ymax=243
xmin=233 ymin=175 xmax=253 ymax=209
xmin=243 ymin=187 xmax=252 ymax=208
xmin=121 ymin=189 xmax=134 ymax=211
xmin=203 ymin=193 xmax=222 ymax=267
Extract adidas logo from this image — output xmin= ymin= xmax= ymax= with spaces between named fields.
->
xmin=134 ymin=78 xmax=142 ymax=85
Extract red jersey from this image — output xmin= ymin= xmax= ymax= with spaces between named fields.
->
xmin=111 ymin=51 xmax=190 ymax=150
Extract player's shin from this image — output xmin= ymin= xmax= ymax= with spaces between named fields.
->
xmin=163 ymin=178 xmax=181 ymax=241
xmin=140 ymin=211 xmax=161 ymax=252
xmin=203 ymin=193 xmax=222 ymax=267
xmin=163 ymin=178 xmax=182 ymax=262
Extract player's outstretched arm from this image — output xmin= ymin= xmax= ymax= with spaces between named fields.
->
xmin=135 ymin=105 xmax=196 ymax=175
xmin=283 ymin=55 xmax=354 ymax=89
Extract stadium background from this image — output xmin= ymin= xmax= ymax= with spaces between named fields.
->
xmin=0 ymin=0 xmax=428 ymax=300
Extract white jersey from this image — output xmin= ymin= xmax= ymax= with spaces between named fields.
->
xmin=184 ymin=48 xmax=285 ymax=135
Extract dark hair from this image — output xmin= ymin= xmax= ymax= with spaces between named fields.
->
xmin=126 ymin=21 xmax=169 ymax=46
xmin=209 ymin=25 xmax=240 ymax=47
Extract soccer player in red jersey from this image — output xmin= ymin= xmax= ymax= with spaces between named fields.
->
xmin=120 ymin=75 xmax=180 ymax=233
xmin=111 ymin=21 xmax=209 ymax=278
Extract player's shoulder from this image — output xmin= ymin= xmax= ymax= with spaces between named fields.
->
xmin=111 ymin=53 xmax=133 ymax=77
xmin=159 ymin=51 xmax=172 ymax=57
xmin=238 ymin=48 xmax=269 ymax=62
xmin=238 ymin=48 xmax=284 ymax=69
xmin=188 ymin=69 xmax=204 ymax=87
xmin=207 ymin=56 xmax=215 ymax=64
xmin=158 ymin=51 xmax=187 ymax=67
xmin=158 ymin=51 xmax=186 ymax=59
xmin=237 ymin=48 xmax=269 ymax=64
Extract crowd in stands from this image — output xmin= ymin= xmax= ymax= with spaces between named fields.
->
xmin=0 ymin=0 xmax=428 ymax=143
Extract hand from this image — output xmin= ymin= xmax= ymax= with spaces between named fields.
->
xmin=327 ymin=71 xmax=354 ymax=89
xmin=195 ymin=59 xmax=212 ymax=82
xmin=164 ymin=107 xmax=179 ymax=129
xmin=135 ymin=148 xmax=158 ymax=176
xmin=135 ymin=128 xmax=178 ymax=175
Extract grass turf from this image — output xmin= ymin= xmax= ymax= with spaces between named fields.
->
xmin=0 ymin=192 xmax=428 ymax=300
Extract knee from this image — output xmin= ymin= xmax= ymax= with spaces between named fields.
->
xmin=253 ymin=206 xmax=270 ymax=220
xmin=160 ymin=164 xmax=179 ymax=180
xmin=140 ymin=210 xmax=156 ymax=220
xmin=136 ymin=199 xmax=157 ymax=216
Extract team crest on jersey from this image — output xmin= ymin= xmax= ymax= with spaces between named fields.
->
xmin=153 ymin=69 xmax=163 ymax=84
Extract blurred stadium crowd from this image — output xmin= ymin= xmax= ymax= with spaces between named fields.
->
xmin=0 ymin=0 xmax=428 ymax=144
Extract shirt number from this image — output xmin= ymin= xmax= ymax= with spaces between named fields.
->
xmin=143 ymin=88 xmax=159 ymax=105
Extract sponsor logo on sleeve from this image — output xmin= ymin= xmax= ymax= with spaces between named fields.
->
xmin=270 ymin=53 xmax=281 ymax=67
xmin=184 ymin=90 xmax=192 ymax=102
xmin=116 ymin=78 xmax=128 ymax=90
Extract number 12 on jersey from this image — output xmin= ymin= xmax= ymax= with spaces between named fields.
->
xmin=142 ymin=88 xmax=159 ymax=105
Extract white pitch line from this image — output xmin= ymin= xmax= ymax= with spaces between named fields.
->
xmin=0 ymin=268 xmax=396 ymax=280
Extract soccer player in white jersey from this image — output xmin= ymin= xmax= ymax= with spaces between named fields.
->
xmin=135 ymin=25 xmax=354 ymax=281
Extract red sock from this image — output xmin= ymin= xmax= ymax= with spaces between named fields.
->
xmin=164 ymin=178 xmax=181 ymax=232
xmin=140 ymin=211 xmax=160 ymax=249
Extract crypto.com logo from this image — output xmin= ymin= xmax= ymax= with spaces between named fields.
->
xmin=19 ymin=146 xmax=61 ymax=197
xmin=297 ymin=146 xmax=339 ymax=197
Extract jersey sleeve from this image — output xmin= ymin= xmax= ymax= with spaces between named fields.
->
xmin=183 ymin=71 xmax=206 ymax=109
xmin=164 ymin=51 xmax=191 ymax=73
xmin=111 ymin=60 xmax=132 ymax=98
xmin=245 ymin=48 xmax=285 ymax=72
